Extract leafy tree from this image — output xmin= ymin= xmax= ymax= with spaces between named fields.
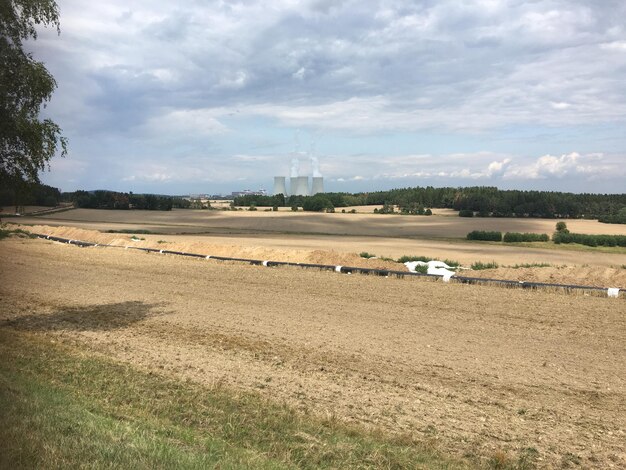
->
xmin=1 ymin=0 xmax=67 ymax=183
xmin=555 ymin=221 xmax=569 ymax=233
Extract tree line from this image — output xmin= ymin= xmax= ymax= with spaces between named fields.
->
xmin=62 ymin=190 xmax=188 ymax=211
xmin=235 ymin=186 xmax=626 ymax=221
xmin=0 ymin=178 xmax=61 ymax=208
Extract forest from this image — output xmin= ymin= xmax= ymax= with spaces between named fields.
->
xmin=235 ymin=186 xmax=626 ymax=220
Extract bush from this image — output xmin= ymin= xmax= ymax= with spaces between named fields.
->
xmin=471 ymin=261 xmax=499 ymax=270
xmin=458 ymin=209 xmax=474 ymax=217
xmin=503 ymin=232 xmax=549 ymax=243
xmin=359 ymin=252 xmax=376 ymax=259
xmin=466 ymin=231 xmax=502 ymax=242
xmin=552 ymin=232 xmax=626 ymax=247
xmin=555 ymin=221 xmax=568 ymax=232
xmin=397 ymin=255 xmax=460 ymax=267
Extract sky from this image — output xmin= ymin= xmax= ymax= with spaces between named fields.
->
xmin=32 ymin=0 xmax=626 ymax=195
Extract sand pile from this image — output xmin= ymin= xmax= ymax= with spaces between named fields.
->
xmin=467 ymin=265 xmax=626 ymax=288
xmin=15 ymin=224 xmax=400 ymax=270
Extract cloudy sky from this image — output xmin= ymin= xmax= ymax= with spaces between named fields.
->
xmin=33 ymin=0 xmax=626 ymax=194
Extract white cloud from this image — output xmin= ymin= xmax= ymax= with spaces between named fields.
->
xmin=31 ymin=0 xmax=626 ymax=193
xmin=503 ymin=152 xmax=622 ymax=180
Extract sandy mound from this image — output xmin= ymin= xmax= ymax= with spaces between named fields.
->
xmin=11 ymin=223 xmax=626 ymax=288
xmin=466 ymin=266 xmax=626 ymax=289
xmin=14 ymin=224 xmax=401 ymax=270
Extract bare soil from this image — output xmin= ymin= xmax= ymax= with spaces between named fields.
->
xmin=21 ymin=207 xmax=626 ymax=238
xmin=13 ymin=223 xmax=626 ymax=287
xmin=1 ymin=238 xmax=624 ymax=468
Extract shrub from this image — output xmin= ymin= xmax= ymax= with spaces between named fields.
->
xmin=458 ymin=209 xmax=474 ymax=217
xmin=552 ymin=232 xmax=626 ymax=247
xmin=466 ymin=231 xmax=502 ymax=242
xmin=471 ymin=261 xmax=499 ymax=270
xmin=412 ymin=264 xmax=429 ymax=274
xmin=503 ymin=232 xmax=549 ymax=243
xmin=397 ymin=255 xmax=460 ymax=267
xmin=425 ymin=209 xmax=432 ymax=215
xmin=555 ymin=221 xmax=569 ymax=233
xmin=359 ymin=252 xmax=376 ymax=259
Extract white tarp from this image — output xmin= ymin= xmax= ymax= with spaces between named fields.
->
xmin=607 ymin=288 xmax=620 ymax=298
xmin=405 ymin=260 xmax=456 ymax=279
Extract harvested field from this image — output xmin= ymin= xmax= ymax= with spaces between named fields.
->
xmin=12 ymin=223 xmax=626 ymax=287
xmin=22 ymin=208 xmax=626 ymax=238
xmin=1 ymin=237 xmax=625 ymax=468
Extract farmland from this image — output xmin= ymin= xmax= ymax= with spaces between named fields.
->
xmin=2 ymin=208 xmax=626 ymax=468
xmin=1 ymin=236 xmax=625 ymax=468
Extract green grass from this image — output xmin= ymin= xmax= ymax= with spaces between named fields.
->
xmin=359 ymin=251 xmax=376 ymax=259
xmin=0 ymin=226 xmax=37 ymax=240
xmin=471 ymin=261 xmax=499 ymax=270
xmin=508 ymin=263 xmax=552 ymax=269
xmin=0 ymin=330 xmax=470 ymax=469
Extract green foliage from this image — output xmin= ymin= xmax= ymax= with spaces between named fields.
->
xmin=0 ymin=179 xmax=60 ymax=207
xmin=397 ymin=255 xmax=460 ymax=267
xmin=598 ymin=207 xmax=626 ymax=224
xmin=412 ymin=264 xmax=429 ymax=274
xmin=171 ymin=197 xmax=191 ymax=209
xmin=555 ymin=221 xmax=568 ymax=232
xmin=503 ymin=232 xmax=549 ymax=243
xmin=1 ymin=0 xmax=67 ymax=183
xmin=471 ymin=261 xmax=499 ymax=270
xmin=302 ymin=194 xmax=334 ymax=212
xmin=319 ymin=186 xmax=626 ymax=220
xmin=64 ymin=191 xmax=173 ymax=211
xmin=376 ymin=202 xmax=395 ymax=214
xmin=359 ymin=252 xmax=376 ymax=259
xmin=105 ymin=229 xmax=153 ymax=234
xmin=0 ymin=226 xmax=36 ymax=240
xmin=458 ymin=209 xmax=474 ymax=217
xmin=290 ymin=205 xmax=298 ymax=211
xmin=552 ymin=232 xmax=626 ymax=247
xmin=510 ymin=263 xmax=552 ymax=268
xmin=399 ymin=202 xmax=430 ymax=215
xmin=466 ymin=231 xmax=503 ymax=242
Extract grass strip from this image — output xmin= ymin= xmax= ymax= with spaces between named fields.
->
xmin=0 ymin=330 xmax=469 ymax=469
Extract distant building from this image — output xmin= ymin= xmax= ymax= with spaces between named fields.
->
xmin=231 ymin=189 xmax=267 ymax=197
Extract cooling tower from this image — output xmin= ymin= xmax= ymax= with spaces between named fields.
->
xmin=273 ymin=176 xmax=287 ymax=196
xmin=289 ymin=176 xmax=298 ymax=197
xmin=293 ymin=176 xmax=310 ymax=196
xmin=311 ymin=177 xmax=324 ymax=195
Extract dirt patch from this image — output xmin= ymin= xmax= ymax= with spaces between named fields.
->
xmin=1 ymin=238 xmax=625 ymax=468
xmin=464 ymin=265 xmax=626 ymax=289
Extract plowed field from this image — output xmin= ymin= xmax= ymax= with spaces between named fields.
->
xmin=1 ymin=237 xmax=624 ymax=468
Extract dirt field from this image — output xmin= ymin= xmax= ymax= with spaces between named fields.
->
xmin=20 ymin=208 xmax=626 ymax=238
xmin=1 ymin=237 xmax=624 ymax=468
xmin=12 ymin=223 xmax=626 ymax=287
